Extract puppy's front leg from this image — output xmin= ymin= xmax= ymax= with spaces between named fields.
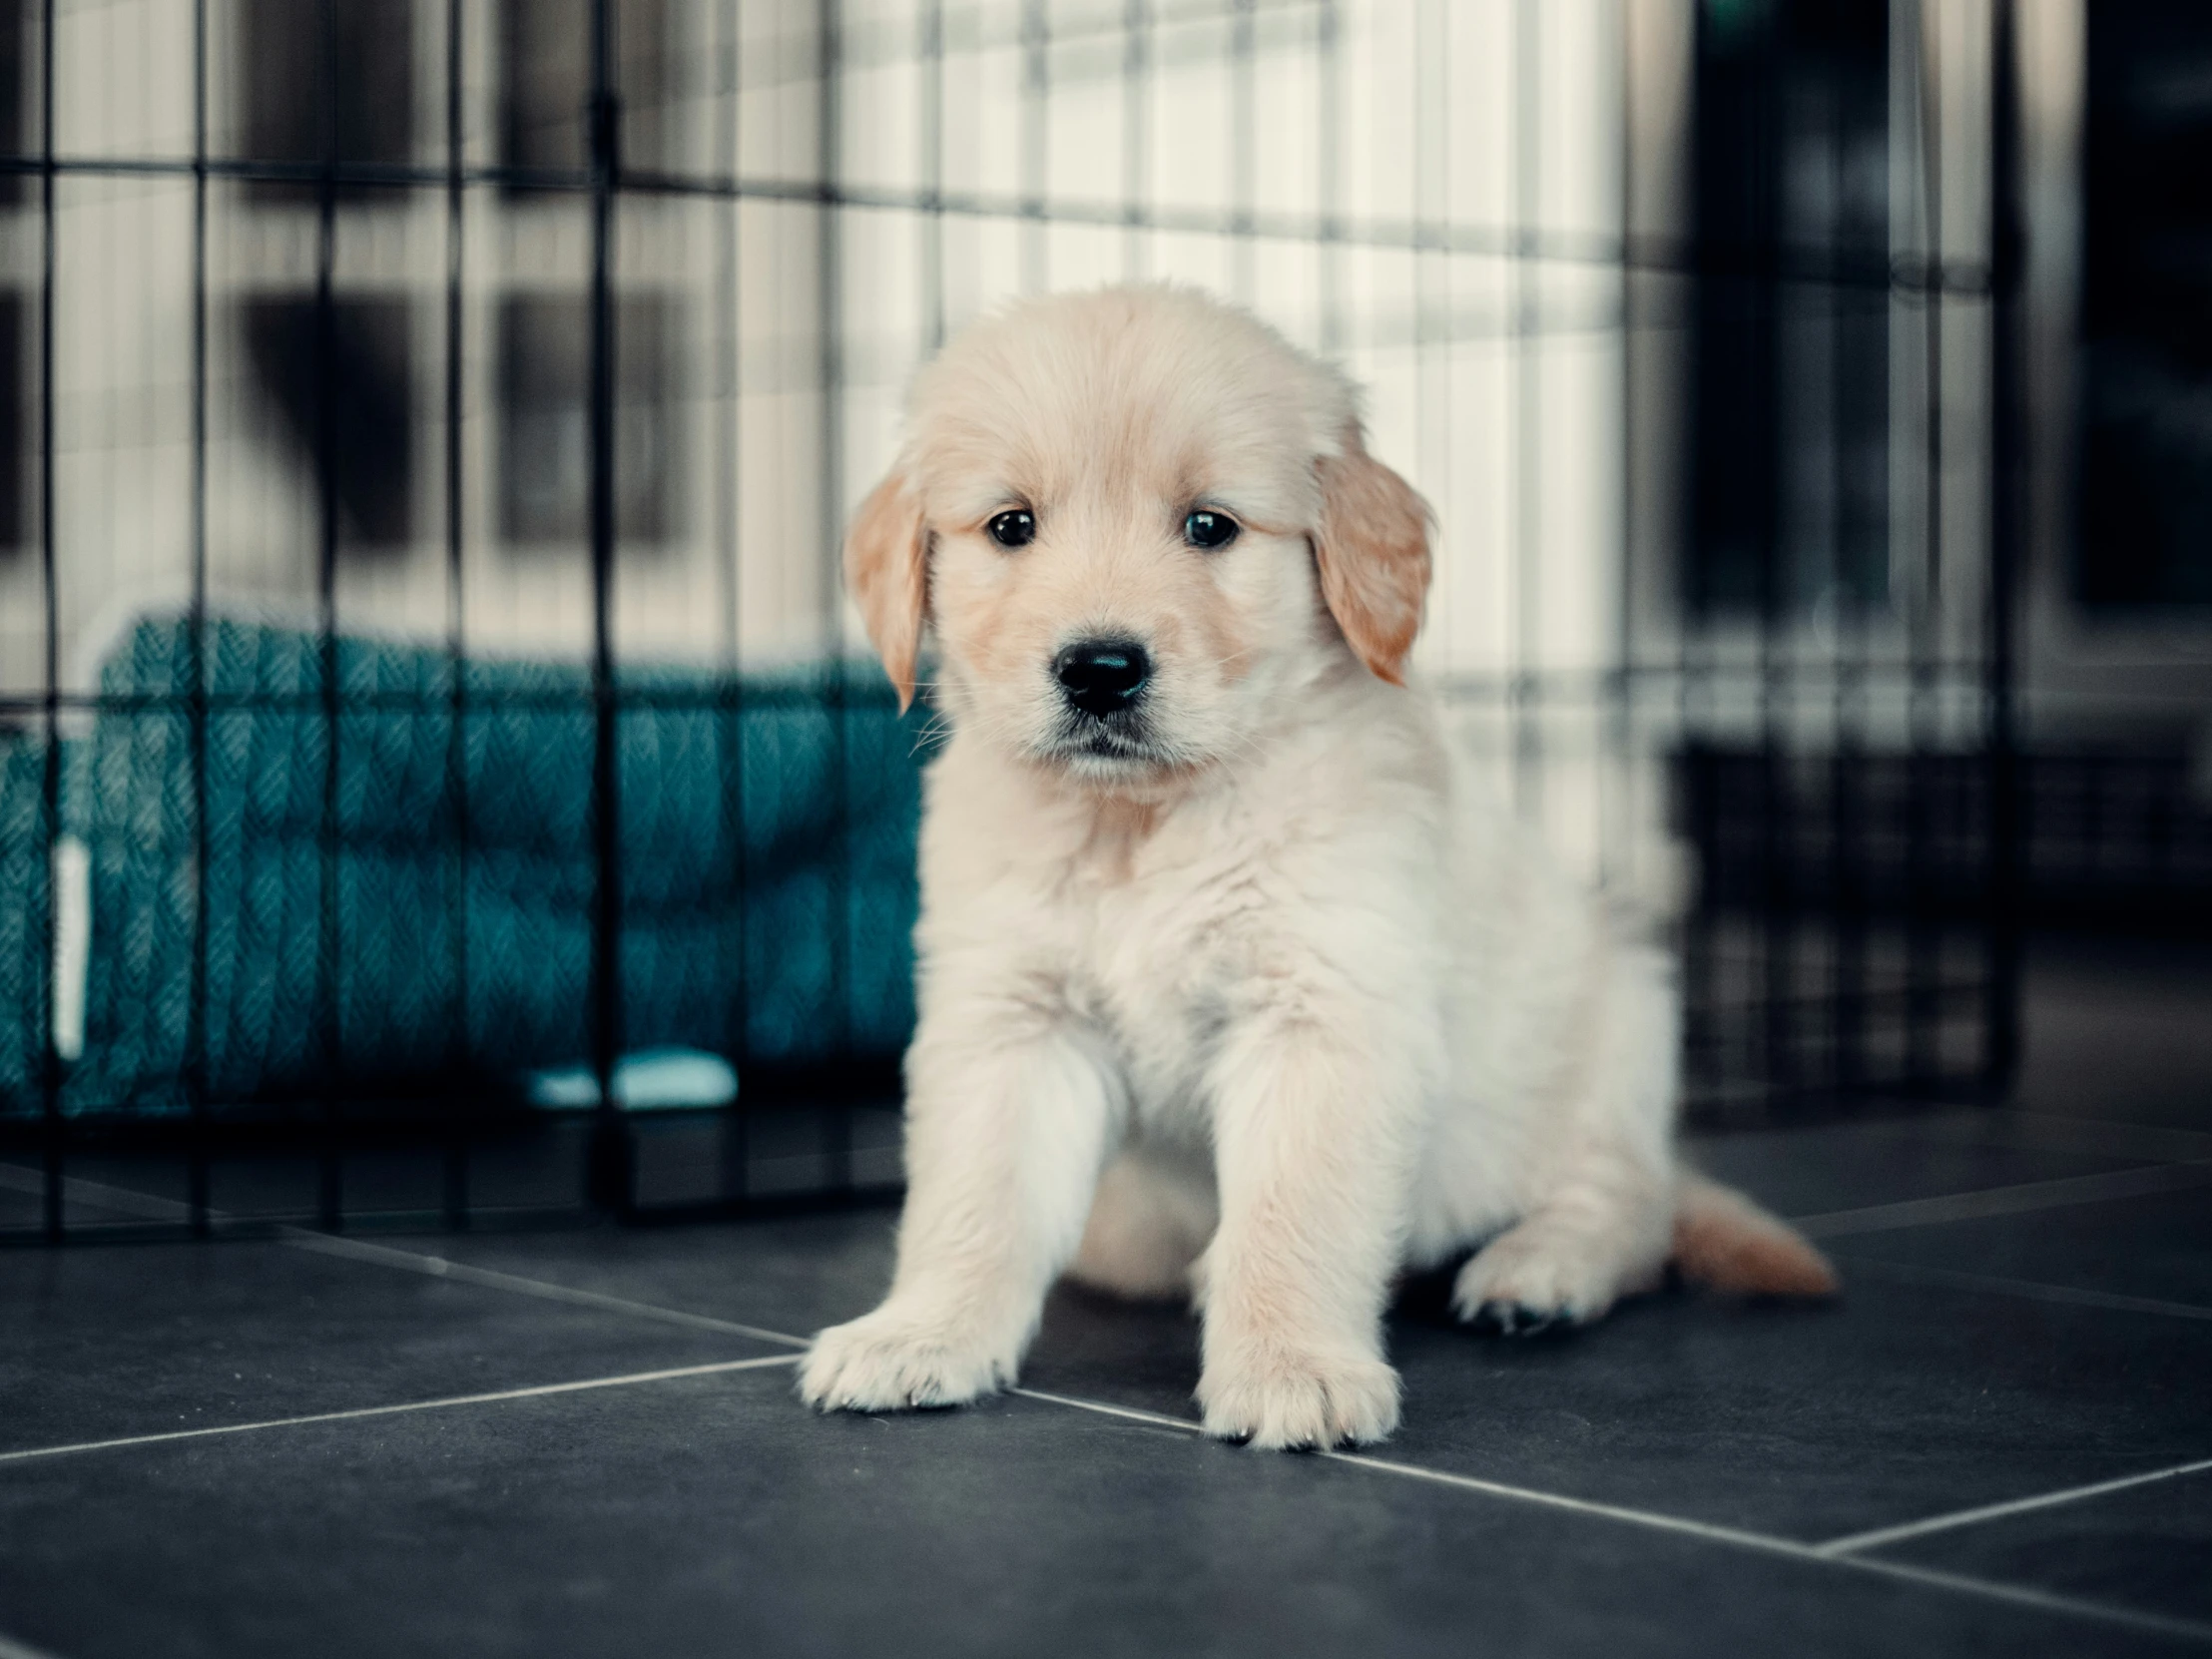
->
xmin=1197 ymin=1003 xmax=1420 ymax=1450
xmin=802 ymin=1007 xmax=1118 ymax=1412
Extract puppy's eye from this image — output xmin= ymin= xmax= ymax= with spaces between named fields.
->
xmin=1183 ymin=509 xmax=1239 ymax=550
xmin=986 ymin=509 xmax=1036 ymax=548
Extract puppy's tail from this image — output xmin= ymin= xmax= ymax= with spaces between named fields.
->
xmin=1670 ymin=1170 xmax=1839 ymax=1299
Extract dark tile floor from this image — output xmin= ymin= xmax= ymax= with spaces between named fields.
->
xmin=4 ymin=943 xmax=2210 ymax=1657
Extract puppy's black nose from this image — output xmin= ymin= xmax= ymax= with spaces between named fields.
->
xmin=1054 ymin=638 xmax=1150 ymax=719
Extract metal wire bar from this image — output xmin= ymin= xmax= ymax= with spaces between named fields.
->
xmin=1983 ymin=0 xmax=2024 ymax=1098
xmin=921 ymin=0 xmax=947 ymax=349
xmin=313 ymin=0 xmax=343 ymax=1233
xmin=0 ymin=656 xmax=2004 ymax=724
xmin=188 ymin=0 xmax=212 ymax=1237
xmin=0 ymin=152 xmax=1994 ymax=294
xmin=1907 ymin=0 xmax=1944 ymax=1091
xmin=1229 ymin=0 xmax=1255 ymax=301
xmin=1510 ymin=0 xmax=1539 ymax=824
xmin=1314 ymin=0 xmax=1338 ymax=355
xmin=820 ymin=0 xmax=854 ymax=1198
xmin=1122 ymin=0 xmax=1151 ymax=281
xmin=0 ymin=0 xmax=2029 ymax=1238
xmin=1020 ymin=0 xmax=1047 ymax=294
xmin=1605 ymin=0 xmax=1633 ymax=901
xmin=716 ymin=0 xmax=752 ymax=1209
xmin=440 ymin=0 xmax=471 ymax=1229
xmin=586 ymin=0 xmax=633 ymax=1216
xmin=36 ymin=0 xmax=60 ymax=1242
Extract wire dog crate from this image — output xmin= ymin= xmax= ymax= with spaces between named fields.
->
xmin=0 ymin=0 xmax=2026 ymax=1243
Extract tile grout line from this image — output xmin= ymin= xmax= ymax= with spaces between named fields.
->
xmin=280 ymin=1231 xmax=812 ymax=1350
xmin=1833 ymin=1255 xmax=2212 ymax=1323
xmin=13 ymin=1154 xmax=2210 ymax=1272
xmin=0 ymin=1355 xmax=799 ymax=1467
xmin=1016 ymin=1382 xmax=1809 ymax=1557
xmin=1322 ymin=1447 xmax=1832 ymax=1557
xmin=1847 ymin=1108 xmax=2212 ymax=1168
xmin=1016 ymin=1388 xmax=2212 ymax=1645
xmin=0 ymin=1162 xmax=810 ymax=1349
xmin=1815 ymin=1455 xmax=2212 ymax=1559
xmin=0 ymin=1163 xmax=195 ymax=1221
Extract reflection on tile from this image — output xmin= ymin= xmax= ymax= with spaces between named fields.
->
xmin=0 ymin=1236 xmax=784 ymax=1454
xmin=2015 ymin=939 xmax=2212 ymax=1133
xmin=1686 ymin=1120 xmax=2141 ymax=1223
xmin=1834 ymin=1188 xmax=2212 ymax=1313
xmin=433 ymin=1208 xmax=897 ymax=1342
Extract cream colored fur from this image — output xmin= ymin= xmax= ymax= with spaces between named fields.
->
xmin=801 ymin=284 xmax=1833 ymax=1450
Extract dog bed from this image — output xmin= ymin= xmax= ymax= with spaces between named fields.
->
xmin=0 ymin=617 xmax=924 ymax=1117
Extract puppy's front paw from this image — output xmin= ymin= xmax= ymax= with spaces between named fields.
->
xmin=1197 ymin=1346 xmax=1400 ymax=1450
xmin=800 ymin=1308 xmax=1014 ymax=1412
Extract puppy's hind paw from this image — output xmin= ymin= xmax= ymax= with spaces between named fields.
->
xmin=1452 ymin=1219 xmax=1647 ymax=1334
xmin=1197 ymin=1348 xmax=1400 ymax=1450
xmin=799 ymin=1309 xmax=1013 ymax=1413
xmin=1461 ymin=1300 xmax=1571 ymax=1338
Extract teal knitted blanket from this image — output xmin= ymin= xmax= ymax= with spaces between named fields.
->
xmin=0 ymin=618 xmax=926 ymax=1117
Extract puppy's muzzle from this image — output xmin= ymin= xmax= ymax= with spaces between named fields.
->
xmin=1053 ymin=638 xmax=1150 ymax=721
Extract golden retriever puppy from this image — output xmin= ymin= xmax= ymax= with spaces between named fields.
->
xmin=801 ymin=284 xmax=1834 ymax=1449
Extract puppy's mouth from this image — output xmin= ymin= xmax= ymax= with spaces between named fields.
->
xmin=1038 ymin=712 xmax=1168 ymax=771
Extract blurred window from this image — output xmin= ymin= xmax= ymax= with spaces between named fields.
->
xmin=1688 ymin=0 xmax=1891 ymax=617
xmin=497 ymin=294 xmax=683 ymax=548
xmin=0 ymin=294 xmax=22 ymax=553
xmin=243 ymin=296 xmax=416 ymax=550
xmin=0 ymin=0 xmax=23 ymax=204
xmin=238 ymin=0 xmax=415 ymax=202
xmin=500 ymin=0 xmax=675 ymax=178
xmin=2077 ymin=1 xmax=2212 ymax=608
xmin=1 ymin=5 xmax=22 ymax=551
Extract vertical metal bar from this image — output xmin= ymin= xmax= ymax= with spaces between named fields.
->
xmin=1019 ymin=0 xmax=1046 ymax=294
xmin=314 ymin=0 xmax=343 ymax=1231
xmin=920 ymin=0 xmax=944 ymax=350
xmin=441 ymin=0 xmax=470 ymax=1229
xmin=716 ymin=0 xmax=750 ymax=1207
xmin=1679 ymin=4 xmax=1713 ymax=1116
xmin=1983 ymin=0 xmax=2023 ymax=1099
xmin=1830 ymin=34 xmax=1865 ymax=1098
xmin=1608 ymin=0 xmax=1633 ymax=904
xmin=1229 ymin=0 xmax=1255 ymax=302
xmin=1122 ymin=0 xmax=1150 ymax=282
xmin=1315 ymin=0 xmax=1339 ymax=356
xmin=1754 ymin=3 xmax=1793 ymax=1113
xmin=1908 ymin=0 xmax=1941 ymax=1091
xmin=1410 ymin=0 xmax=1434 ymax=673
xmin=819 ymin=0 xmax=853 ymax=1196
xmin=585 ymin=0 xmax=632 ymax=1215
xmin=1511 ymin=0 xmax=1540 ymax=824
xmin=36 ymin=0 xmax=60 ymax=1242
xmin=188 ymin=0 xmax=211 ymax=1235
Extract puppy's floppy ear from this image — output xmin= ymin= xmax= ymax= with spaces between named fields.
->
xmin=1312 ymin=427 xmax=1433 ymax=686
xmin=843 ymin=468 xmax=929 ymax=712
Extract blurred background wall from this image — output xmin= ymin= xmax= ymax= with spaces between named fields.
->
xmin=2 ymin=1 xmax=2202 ymax=921
xmin=0 ymin=1 xmax=2205 ymax=1157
